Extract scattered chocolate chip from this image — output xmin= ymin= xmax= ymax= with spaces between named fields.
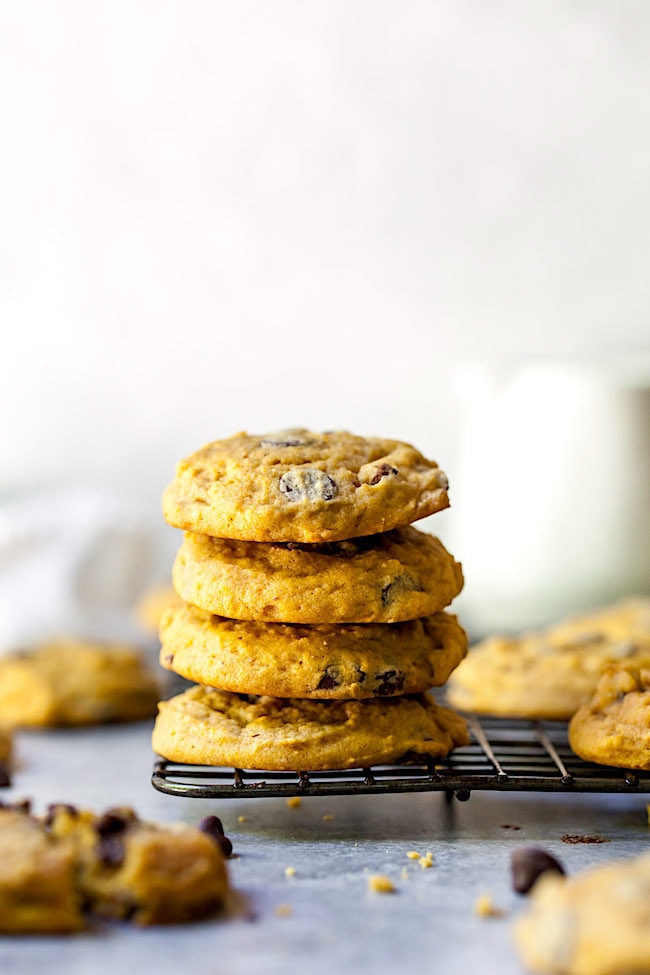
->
xmin=279 ymin=469 xmax=337 ymax=503
xmin=198 ymin=815 xmax=233 ymax=856
xmin=374 ymin=669 xmax=405 ymax=695
xmin=561 ymin=834 xmax=610 ymax=845
xmin=198 ymin=814 xmax=225 ymax=837
xmin=0 ymin=762 xmax=11 ymax=788
xmin=369 ymin=463 xmax=398 ymax=485
xmin=511 ymin=847 xmax=566 ymax=894
xmin=97 ymin=834 xmax=125 ymax=867
xmin=500 ymin=824 xmax=521 ymax=831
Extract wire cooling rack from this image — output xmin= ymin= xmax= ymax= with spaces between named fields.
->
xmin=151 ymin=715 xmax=650 ymax=801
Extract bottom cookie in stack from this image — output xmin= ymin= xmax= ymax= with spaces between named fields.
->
xmin=152 ymin=602 xmax=469 ymax=771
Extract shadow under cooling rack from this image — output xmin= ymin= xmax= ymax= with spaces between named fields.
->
xmin=151 ymin=715 xmax=650 ymax=801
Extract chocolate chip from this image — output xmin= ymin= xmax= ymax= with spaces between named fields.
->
xmin=97 ymin=834 xmax=125 ymax=867
xmin=96 ymin=809 xmax=136 ymax=837
xmin=511 ymin=847 xmax=565 ymax=894
xmin=369 ymin=464 xmax=398 ymax=485
xmin=198 ymin=814 xmax=225 ymax=837
xmin=260 ymin=436 xmax=310 ymax=448
xmin=198 ymin=815 xmax=233 ymax=856
xmin=279 ymin=469 xmax=337 ymax=503
xmin=381 ymin=574 xmax=422 ymax=607
xmin=0 ymin=762 xmax=11 ymax=788
xmin=374 ymin=669 xmax=405 ymax=695
xmin=317 ymin=670 xmax=340 ymax=690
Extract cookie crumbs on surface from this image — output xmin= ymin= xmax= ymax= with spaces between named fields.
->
xmin=368 ymin=874 xmax=396 ymax=894
xmin=285 ymin=796 xmax=302 ymax=809
xmin=237 ymin=815 xmax=246 ymax=823
xmin=322 ymin=813 xmax=334 ymax=822
xmin=561 ymin=834 xmax=610 ymax=845
xmin=419 ymin=852 xmax=434 ymax=869
xmin=275 ymin=903 xmax=293 ymax=917
xmin=406 ymin=851 xmax=421 ymax=860
xmin=474 ymin=894 xmax=506 ymax=918
xmin=284 ymin=867 xmax=296 ymax=877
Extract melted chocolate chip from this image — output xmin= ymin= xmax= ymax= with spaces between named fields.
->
xmin=511 ymin=847 xmax=566 ymax=894
xmin=369 ymin=464 xmax=398 ymax=485
xmin=97 ymin=834 xmax=125 ymax=867
xmin=260 ymin=437 xmax=310 ymax=448
xmin=317 ymin=670 xmax=340 ymax=690
xmin=374 ymin=669 xmax=405 ymax=695
xmin=96 ymin=809 xmax=136 ymax=837
xmin=279 ymin=469 xmax=337 ymax=503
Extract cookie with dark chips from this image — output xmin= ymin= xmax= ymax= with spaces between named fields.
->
xmin=162 ymin=428 xmax=449 ymax=543
xmin=172 ymin=525 xmax=463 ymax=623
xmin=159 ymin=601 xmax=468 ymax=699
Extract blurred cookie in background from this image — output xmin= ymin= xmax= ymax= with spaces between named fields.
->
xmin=0 ymin=638 xmax=161 ymax=728
xmin=446 ymin=597 xmax=650 ymax=721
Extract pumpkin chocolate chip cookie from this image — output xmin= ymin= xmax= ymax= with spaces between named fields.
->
xmin=0 ymin=639 xmax=161 ymax=728
xmin=152 ymin=685 xmax=469 ymax=771
xmin=446 ymin=597 xmax=650 ymax=721
xmin=568 ymin=664 xmax=650 ymax=770
xmin=514 ymin=850 xmax=650 ymax=975
xmin=46 ymin=803 xmax=229 ymax=925
xmin=0 ymin=800 xmax=229 ymax=932
xmin=162 ymin=428 xmax=449 ymax=543
xmin=172 ymin=525 xmax=463 ymax=623
xmin=159 ymin=601 xmax=468 ymax=700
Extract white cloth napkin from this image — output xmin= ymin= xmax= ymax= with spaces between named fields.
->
xmin=0 ymin=486 xmax=168 ymax=652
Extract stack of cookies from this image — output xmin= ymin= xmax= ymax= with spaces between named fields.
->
xmin=152 ymin=429 xmax=469 ymax=771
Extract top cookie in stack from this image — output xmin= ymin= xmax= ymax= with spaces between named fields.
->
xmin=153 ymin=428 xmax=469 ymax=771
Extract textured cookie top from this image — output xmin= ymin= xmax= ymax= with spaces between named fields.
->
xmin=152 ymin=685 xmax=469 ymax=771
xmin=447 ymin=597 xmax=650 ymax=721
xmin=173 ymin=526 xmax=463 ymax=623
xmin=162 ymin=428 xmax=449 ymax=542
xmin=159 ymin=601 xmax=468 ymax=699
xmin=514 ymin=851 xmax=650 ymax=975
xmin=568 ymin=664 xmax=650 ymax=770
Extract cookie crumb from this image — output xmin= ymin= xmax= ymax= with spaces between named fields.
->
xmin=561 ymin=834 xmax=610 ymax=845
xmin=284 ymin=867 xmax=296 ymax=877
xmin=285 ymin=797 xmax=302 ymax=809
xmin=368 ymin=874 xmax=396 ymax=894
xmin=322 ymin=813 xmax=334 ymax=822
xmin=406 ymin=851 xmax=421 ymax=860
xmin=237 ymin=815 xmax=246 ymax=823
xmin=419 ymin=852 xmax=434 ymax=869
xmin=275 ymin=903 xmax=293 ymax=917
xmin=474 ymin=893 xmax=506 ymax=918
